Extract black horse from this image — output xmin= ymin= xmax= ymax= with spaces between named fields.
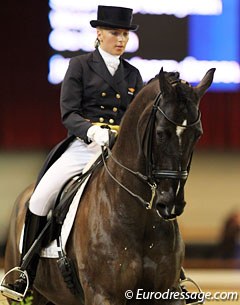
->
xmin=3 ymin=68 xmax=215 ymax=305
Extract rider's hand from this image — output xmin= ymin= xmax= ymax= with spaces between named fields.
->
xmin=87 ymin=125 xmax=110 ymax=146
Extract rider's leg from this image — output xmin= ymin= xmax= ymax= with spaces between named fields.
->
xmin=6 ymin=209 xmax=47 ymax=294
xmin=1 ymin=139 xmax=100 ymax=297
xmin=29 ymin=139 xmax=100 ymax=216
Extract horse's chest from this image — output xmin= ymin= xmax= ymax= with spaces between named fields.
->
xmin=144 ymin=218 xmax=183 ymax=252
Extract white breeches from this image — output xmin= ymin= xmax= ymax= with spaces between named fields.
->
xmin=29 ymin=139 xmax=101 ymax=216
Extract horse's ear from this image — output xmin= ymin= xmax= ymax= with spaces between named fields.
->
xmin=194 ymin=68 xmax=216 ymax=100
xmin=159 ymin=67 xmax=172 ymax=95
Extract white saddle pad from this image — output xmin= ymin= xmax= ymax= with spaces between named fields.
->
xmin=40 ymin=174 xmax=91 ymax=258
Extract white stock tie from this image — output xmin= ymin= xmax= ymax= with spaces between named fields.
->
xmin=106 ymin=58 xmax=120 ymax=76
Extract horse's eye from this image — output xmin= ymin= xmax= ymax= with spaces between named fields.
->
xmin=156 ymin=128 xmax=167 ymax=143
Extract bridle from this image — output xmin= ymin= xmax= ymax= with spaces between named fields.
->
xmin=145 ymin=89 xmax=201 ymax=184
xmin=102 ymin=81 xmax=201 ymax=213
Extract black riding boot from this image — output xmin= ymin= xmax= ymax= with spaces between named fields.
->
xmin=3 ymin=209 xmax=47 ymax=295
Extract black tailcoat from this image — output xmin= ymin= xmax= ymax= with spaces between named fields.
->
xmin=60 ymin=48 xmax=143 ymax=142
xmin=37 ymin=49 xmax=143 ymax=182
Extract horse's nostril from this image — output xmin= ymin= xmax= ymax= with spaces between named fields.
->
xmin=156 ymin=203 xmax=169 ymax=217
xmin=157 ymin=203 xmax=166 ymax=210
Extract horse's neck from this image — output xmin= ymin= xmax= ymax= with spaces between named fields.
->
xmin=112 ymin=131 xmax=145 ymax=174
xmin=104 ymin=128 xmax=149 ymax=218
xmin=113 ymin=118 xmax=145 ymax=172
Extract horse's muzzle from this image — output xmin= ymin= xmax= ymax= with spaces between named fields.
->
xmin=155 ymin=199 xmax=186 ymax=220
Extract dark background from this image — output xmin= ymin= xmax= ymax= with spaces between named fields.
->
xmin=132 ymin=14 xmax=188 ymax=60
xmin=1 ymin=1 xmax=240 ymax=150
xmin=1 ymin=1 xmax=64 ymax=150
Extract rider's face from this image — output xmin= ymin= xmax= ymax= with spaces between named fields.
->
xmin=97 ymin=28 xmax=129 ymax=56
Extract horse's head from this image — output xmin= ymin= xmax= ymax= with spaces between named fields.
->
xmin=140 ymin=68 xmax=215 ymax=220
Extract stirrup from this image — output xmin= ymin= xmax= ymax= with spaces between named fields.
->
xmin=180 ymin=276 xmax=205 ymax=305
xmin=0 ymin=267 xmax=29 ymax=302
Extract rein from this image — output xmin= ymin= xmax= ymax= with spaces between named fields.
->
xmin=101 ymin=146 xmax=156 ymax=210
xmin=102 ymin=85 xmax=201 ymax=213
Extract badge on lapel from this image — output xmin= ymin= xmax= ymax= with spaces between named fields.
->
xmin=128 ymin=88 xmax=135 ymax=95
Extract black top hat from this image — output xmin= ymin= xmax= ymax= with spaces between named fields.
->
xmin=90 ymin=5 xmax=138 ymax=31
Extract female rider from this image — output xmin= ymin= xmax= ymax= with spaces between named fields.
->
xmin=1 ymin=5 xmax=143 ymax=299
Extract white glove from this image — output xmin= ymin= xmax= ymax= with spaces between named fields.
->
xmin=87 ymin=125 xmax=110 ymax=146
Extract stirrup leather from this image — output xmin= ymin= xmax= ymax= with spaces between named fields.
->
xmin=180 ymin=276 xmax=205 ymax=305
xmin=0 ymin=267 xmax=29 ymax=302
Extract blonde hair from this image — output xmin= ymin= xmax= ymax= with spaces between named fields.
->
xmin=94 ymin=38 xmax=100 ymax=48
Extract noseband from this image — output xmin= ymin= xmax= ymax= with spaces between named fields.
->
xmin=145 ymin=90 xmax=201 ymax=183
